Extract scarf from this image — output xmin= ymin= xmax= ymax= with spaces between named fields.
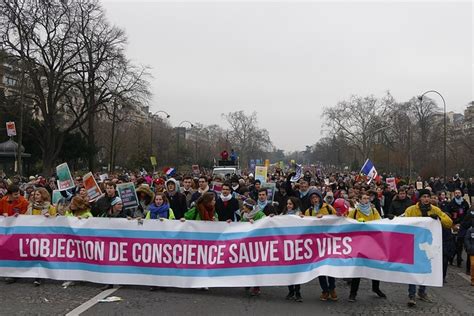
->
xmin=454 ymin=197 xmax=463 ymax=205
xmin=286 ymin=208 xmax=301 ymax=215
xmin=32 ymin=201 xmax=50 ymax=211
xmin=220 ymin=193 xmax=232 ymax=202
xmin=257 ymin=199 xmax=268 ymax=210
xmin=300 ymin=190 xmax=309 ymax=198
xmin=358 ymin=202 xmax=371 ymax=216
xmin=243 ymin=206 xmax=260 ymax=220
xmin=148 ymin=203 xmax=170 ymax=219
xmin=419 ymin=202 xmax=431 ymax=217
xmin=310 ymin=204 xmax=320 ymax=216
xmin=198 ymin=185 xmax=209 ymax=194
xmin=198 ymin=203 xmax=215 ymax=221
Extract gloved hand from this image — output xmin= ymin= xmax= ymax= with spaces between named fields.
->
xmin=387 ymin=214 xmax=395 ymax=220
xmin=430 ymin=214 xmax=439 ymax=220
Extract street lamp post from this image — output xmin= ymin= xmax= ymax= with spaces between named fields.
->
xmin=177 ymin=120 xmax=194 ymax=167
xmin=149 ymin=110 xmax=170 ymax=158
xmin=418 ymin=90 xmax=447 ymax=181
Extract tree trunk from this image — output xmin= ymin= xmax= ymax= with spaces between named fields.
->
xmin=87 ymin=111 xmax=96 ymax=172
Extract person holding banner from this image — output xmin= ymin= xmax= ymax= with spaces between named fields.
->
xmin=165 ymin=179 xmax=187 ymax=220
xmin=216 ymin=183 xmax=240 ymax=222
xmin=146 ymin=193 xmax=175 ymax=220
xmin=65 ymin=196 xmax=93 ymax=219
xmin=256 ymin=188 xmax=276 ymax=216
xmin=240 ymin=198 xmax=265 ymax=296
xmin=281 ymin=196 xmax=303 ymax=302
xmin=0 ymin=184 xmax=29 ymax=217
xmin=184 ymin=192 xmax=218 ymax=221
xmin=404 ymin=189 xmax=453 ymax=307
xmin=92 ymin=181 xmax=118 ymax=217
xmin=347 ymin=193 xmax=387 ymax=302
xmin=26 ymin=188 xmax=56 ymax=217
xmin=302 ymin=189 xmax=338 ymax=301
xmin=134 ymin=184 xmax=155 ymax=219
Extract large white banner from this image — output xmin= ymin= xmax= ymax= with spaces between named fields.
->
xmin=0 ymin=215 xmax=443 ymax=287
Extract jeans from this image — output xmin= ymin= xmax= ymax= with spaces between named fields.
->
xmin=350 ymin=278 xmax=380 ymax=296
xmin=318 ymin=276 xmax=335 ymax=292
xmin=288 ymin=284 xmax=301 ymax=294
xmin=443 ymin=255 xmax=449 ymax=280
xmin=408 ymin=284 xmax=426 ymax=298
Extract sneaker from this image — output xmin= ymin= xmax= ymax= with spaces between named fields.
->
xmin=62 ymin=281 xmax=75 ymax=288
xmin=5 ymin=278 xmax=16 ymax=284
xmin=417 ymin=293 xmax=432 ymax=302
xmin=373 ymin=289 xmax=387 ymax=298
xmin=407 ymin=297 xmax=416 ymax=307
xmin=33 ymin=279 xmax=41 ymax=286
xmin=295 ymin=293 xmax=303 ymax=302
xmin=250 ymin=287 xmax=260 ymax=296
xmin=320 ymin=292 xmax=329 ymax=301
xmin=329 ymin=289 xmax=338 ymax=301
xmin=348 ymin=294 xmax=356 ymax=302
xmin=285 ymin=292 xmax=295 ymax=300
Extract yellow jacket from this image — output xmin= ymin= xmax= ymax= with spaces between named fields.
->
xmin=403 ymin=203 xmax=452 ymax=229
xmin=304 ymin=203 xmax=335 ymax=216
xmin=348 ymin=206 xmax=381 ymax=222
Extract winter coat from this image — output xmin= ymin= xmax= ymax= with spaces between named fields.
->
xmin=145 ymin=207 xmax=175 ymax=220
xmin=442 ymin=225 xmax=456 ymax=258
xmin=165 ymin=179 xmax=188 ymax=220
xmin=215 ymin=196 xmax=240 ymax=222
xmin=91 ymin=193 xmax=117 ymax=217
xmin=0 ymin=195 xmax=29 ymax=216
xmin=348 ymin=206 xmax=381 ymax=222
xmin=184 ymin=206 xmax=219 ymax=221
xmin=65 ymin=209 xmax=93 ymax=218
xmin=240 ymin=210 xmax=266 ymax=222
xmin=26 ymin=201 xmax=56 ymax=216
xmin=464 ymin=225 xmax=474 ymax=256
xmin=388 ymin=197 xmax=413 ymax=217
xmin=404 ymin=203 xmax=453 ymax=230
xmin=447 ymin=198 xmax=470 ymax=225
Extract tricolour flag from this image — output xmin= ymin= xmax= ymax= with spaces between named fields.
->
xmin=164 ymin=167 xmax=176 ymax=177
xmin=360 ymin=159 xmax=378 ymax=184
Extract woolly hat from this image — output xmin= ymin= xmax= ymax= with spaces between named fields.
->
xmin=418 ymin=189 xmax=431 ymax=197
xmin=111 ymin=196 xmax=122 ymax=206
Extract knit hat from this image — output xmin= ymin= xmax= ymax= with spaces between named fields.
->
xmin=111 ymin=196 xmax=122 ymax=206
xmin=418 ymin=189 xmax=431 ymax=198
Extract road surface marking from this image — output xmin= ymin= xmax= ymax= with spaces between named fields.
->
xmin=65 ymin=286 xmax=121 ymax=316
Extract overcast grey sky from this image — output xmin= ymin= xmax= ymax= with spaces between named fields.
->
xmin=101 ymin=1 xmax=473 ymax=152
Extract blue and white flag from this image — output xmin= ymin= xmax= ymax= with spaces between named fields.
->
xmin=360 ymin=159 xmax=377 ymax=183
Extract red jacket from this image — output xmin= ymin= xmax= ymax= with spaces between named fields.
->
xmin=0 ymin=195 xmax=29 ymax=216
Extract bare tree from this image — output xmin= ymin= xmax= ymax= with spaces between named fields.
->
xmin=323 ymin=92 xmax=395 ymax=159
xmin=0 ymin=0 xmax=89 ymax=174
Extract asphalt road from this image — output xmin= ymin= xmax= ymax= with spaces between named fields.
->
xmin=1 ymin=264 xmax=473 ymax=316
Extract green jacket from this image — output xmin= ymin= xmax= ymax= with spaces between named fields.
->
xmin=240 ymin=210 xmax=266 ymax=222
xmin=184 ymin=207 xmax=219 ymax=221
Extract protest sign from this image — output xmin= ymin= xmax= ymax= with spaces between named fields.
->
xmin=386 ymin=177 xmax=397 ymax=192
xmin=290 ymin=164 xmax=302 ymax=182
xmin=192 ymin=165 xmax=200 ymax=176
xmin=99 ymin=174 xmax=108 ymax=183
xmin=0 ymin=216 xmax=442 ymax=288
xmin=150 ymin=156 xmax=157 ymax=167
xmin=117 ymin=182 xmax=139 ymax=210
xmin=6 ymin=122 xmax=16 ymax=137
xmin=83 ymin=172 xmax=102 ymax=201
xmin=416 ymin=182 xmax=423 ymax=190
xmin=211 ymin=182 xmax=223 ymax=194
xmin=262 ymin=182 xmax=276 ymax=202
xmin=255 ymin=166 xmax=267 ymax=183
xmin=56 ymin=163 xmax=75 ymax=191
xmin=264 ymin=159 xmax=270 ymax=168
xmin=51 ymin=190 xmax=62 ymax=205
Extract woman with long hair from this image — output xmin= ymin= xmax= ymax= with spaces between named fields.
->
xmin=184 ymin=192 xmax=218 ymax=221
xmin=26 ymin=187 xmax=56 ymax=217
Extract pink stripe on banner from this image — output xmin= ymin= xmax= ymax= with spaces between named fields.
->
xmin=0 ymin=231 xmax=414 ymax=269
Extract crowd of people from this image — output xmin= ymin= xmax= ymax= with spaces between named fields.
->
xmin=0 ymin=167 xmax=473 ymax=307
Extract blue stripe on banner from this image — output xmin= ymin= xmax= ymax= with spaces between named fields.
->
xmin=0 ymin=256 xmax=427 ymax=276
xmin=0 ymin=223 xmax=434 ymax=274
xmin=0 ymin=224 xmax=430 ymax=241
